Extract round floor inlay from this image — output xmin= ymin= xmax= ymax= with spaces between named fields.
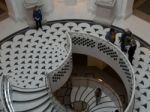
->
xmin=0 ymin=26 xmax=70 ymax=88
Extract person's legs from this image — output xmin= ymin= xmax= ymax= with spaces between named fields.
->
xmin=96 ymin=96 xmax=101 ymax=105
xmin=39 ymin=20 xmax=42 ymax=29
xmin=96 ymin=98 xmax=99 ymax=105
xmin=128 ymin=55 xmax=133 ymax=65
xmin=35 ymin=21 xmax=39 ymax=30
xmin=121 ymin=44 xmax=127 ymax=53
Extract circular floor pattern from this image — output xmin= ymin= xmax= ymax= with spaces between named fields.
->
xmin=0 ymin=27 xmax=69 ymax=89
xmin=0 ymin=20 xmax=150 ymax=112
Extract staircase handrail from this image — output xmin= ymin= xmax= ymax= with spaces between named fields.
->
xmin=1 ymin=75 xmax=15 ymax=112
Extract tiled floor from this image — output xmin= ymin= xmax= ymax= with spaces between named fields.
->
xmin=0 ymin=19 xmax=149 ymax=112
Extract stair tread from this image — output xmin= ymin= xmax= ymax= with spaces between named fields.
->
xmin=12 ymin=89 xmax=48 ymax=102
xmin=13 ymin=94 xmax=50 ymax=111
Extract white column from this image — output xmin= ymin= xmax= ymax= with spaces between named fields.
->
xmin=123 ymin=0 xmax=134 ymax=18
xmin=42 ymin=0 xmax=54 ymax=17
xmin=5 ymin=0 xmax=25 ymax=21
xmin=87 ymin=0 xmax=97 ymax=12
xmin=5 ymin=0 xmax=54 ymax=21
xmin=116 ymin=0 xmax=134 ymax=19
xmin=87 ymin=0 xmax=134 ymax=19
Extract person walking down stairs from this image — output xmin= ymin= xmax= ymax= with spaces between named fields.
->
xmin=95 ymin=88 xmax=102 ymax=105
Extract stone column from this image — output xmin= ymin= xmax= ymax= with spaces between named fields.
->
xmin=5 ymin=0 xmax=25 ymax=21
xmin=42 ymin=0 xmax=54 ymax=16
xmin=94 ymin=0 xmax=117 ymax=25
xmin=5 ymin=0 xmax=54 ymax=22
xmin=64 ymin=0 xmax=77 ymax=5
xmin=115 ymin=0 xmax=134 ymax=19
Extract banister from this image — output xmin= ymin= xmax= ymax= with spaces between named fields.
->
xmin=1 ymin=75 xmax=15 ymax=112
xmin=69 ymin=32 xmax=135 ymax=112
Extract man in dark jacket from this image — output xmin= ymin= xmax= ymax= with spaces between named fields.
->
xmin=33 ymin=6 xmax=42 ymax=30
xmin=128 ymin=39 xmax=137 ymax=65
xmin=120 ymin=29 xmax=132 ymax=53
xmin=105 ymin=28 xmax=116 ymax=44
xmin=95 ymin=88 xmax=102 ymax=105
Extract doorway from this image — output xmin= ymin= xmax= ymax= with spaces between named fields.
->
xmin=0 ymin=0 xmax=8 ymax=21
xmin=133 ymin=0 xmax=150 ymax=23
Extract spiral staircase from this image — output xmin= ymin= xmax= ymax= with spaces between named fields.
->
xmin=0 ymin=20 xmax=150 ymax=112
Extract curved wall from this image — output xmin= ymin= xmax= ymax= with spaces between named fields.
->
xmin=69 ymin=32 xmax=135 ymax=112
xmin=0 ymin=20 xmax=136 ymax=112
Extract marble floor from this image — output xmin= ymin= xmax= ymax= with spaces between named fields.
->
xmin=0 ymin=0 xmax=150 ymax=44
xmin=0 ymin=19 xmax=150 ymax=112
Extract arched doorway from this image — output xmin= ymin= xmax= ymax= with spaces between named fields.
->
xmin=133 ymin=0 xmax=150 ymax=23
xmin=0 ymin=0 xmax=8 ymax=21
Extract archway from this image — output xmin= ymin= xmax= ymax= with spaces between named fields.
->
xmin=0 ymin=0 xmax=8 ymax=21
xmin=133 ymin=0 xmax=150 ymax=23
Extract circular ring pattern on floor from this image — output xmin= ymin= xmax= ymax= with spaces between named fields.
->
xmin=0 ymin=20 xmax=150 ymax=112
xmin=0 ymin=27 xmax=70 ymax=89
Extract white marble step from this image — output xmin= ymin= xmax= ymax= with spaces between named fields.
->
xmin=12 ymin=88 xmax=49 ymax=102
xmin=84 ymin=89 xmax=95 ymax=103
xmin=80 ymin=87 xmax=94 ymax=101
xmin=28 ymin=98 xmax=53 ymax=112
xmin=12 ymin=86 xmax=48 ymax=92
xmin=13 ymin=93 xmax=50 ymax=111
xmin=71 ymin=87 xmax=78 ymax=102
xmin=44 ymin=103 xmax=55 ymax=112
xmin=76 ymin=86 xmax=87 ymax=101
xmin=88 ymin=96 xmax=96 ymax=106
xmin=89 ymin=93 xmax=107 ymax=109
xmin=91 ymin=107 xmax=117 ymax=112
xmin=90 ymin=98 xmax=116 ymax=112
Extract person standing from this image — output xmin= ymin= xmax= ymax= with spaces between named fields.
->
xmin=115 ymin=109 xmax=119 ymax=112
xmin=105 ymin=28 xmax=116 ymax=44
xmin=33 ymin=6 xmax=43 ymax=30
xmin=120 ymin=29 xmax=132 ymax=53
xmin=95 ymin=88 xmax=102 ymax=105
xmin=128 ymin=39 xmax=137 ymax=65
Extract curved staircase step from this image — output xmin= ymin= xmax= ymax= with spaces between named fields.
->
xmin=12 ymin=88 xmax=49 ymax=102
xmin=13 ymin=94 xmax=50 ymax=111
xmin=76 ymin=86 xmax=87 ymax=101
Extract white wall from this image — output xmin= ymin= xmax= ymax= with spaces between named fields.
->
xmin=5 ymin=0 xmax=134 ymax=21
xmin=5 ymin=0 xmax=17 ymax=20
xmin=5 ymin=0 xmax=54 ymax=21
xmin=80 ymin=0 xmax=134 ymax=19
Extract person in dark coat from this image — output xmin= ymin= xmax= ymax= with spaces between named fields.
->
xmin=128 ymin=39 xmax=137 ymax=65
xmin=33 ymin=6 xmax=43 ymax=30
xmin=105 ymin=28 xmax=116 ymax=44
xmin=120 ymin=29 xmax=132 ymax=53
xmin=115 ymin=110 xmax=119 ymax=112
xmin=95 ymin=88 xmax=102 ymax=105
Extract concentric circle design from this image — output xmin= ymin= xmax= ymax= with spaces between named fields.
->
xmin=0 ymin=20 xmax=150 ymax=112
xmin=0 ymin=27 xmax=69 ymax=89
